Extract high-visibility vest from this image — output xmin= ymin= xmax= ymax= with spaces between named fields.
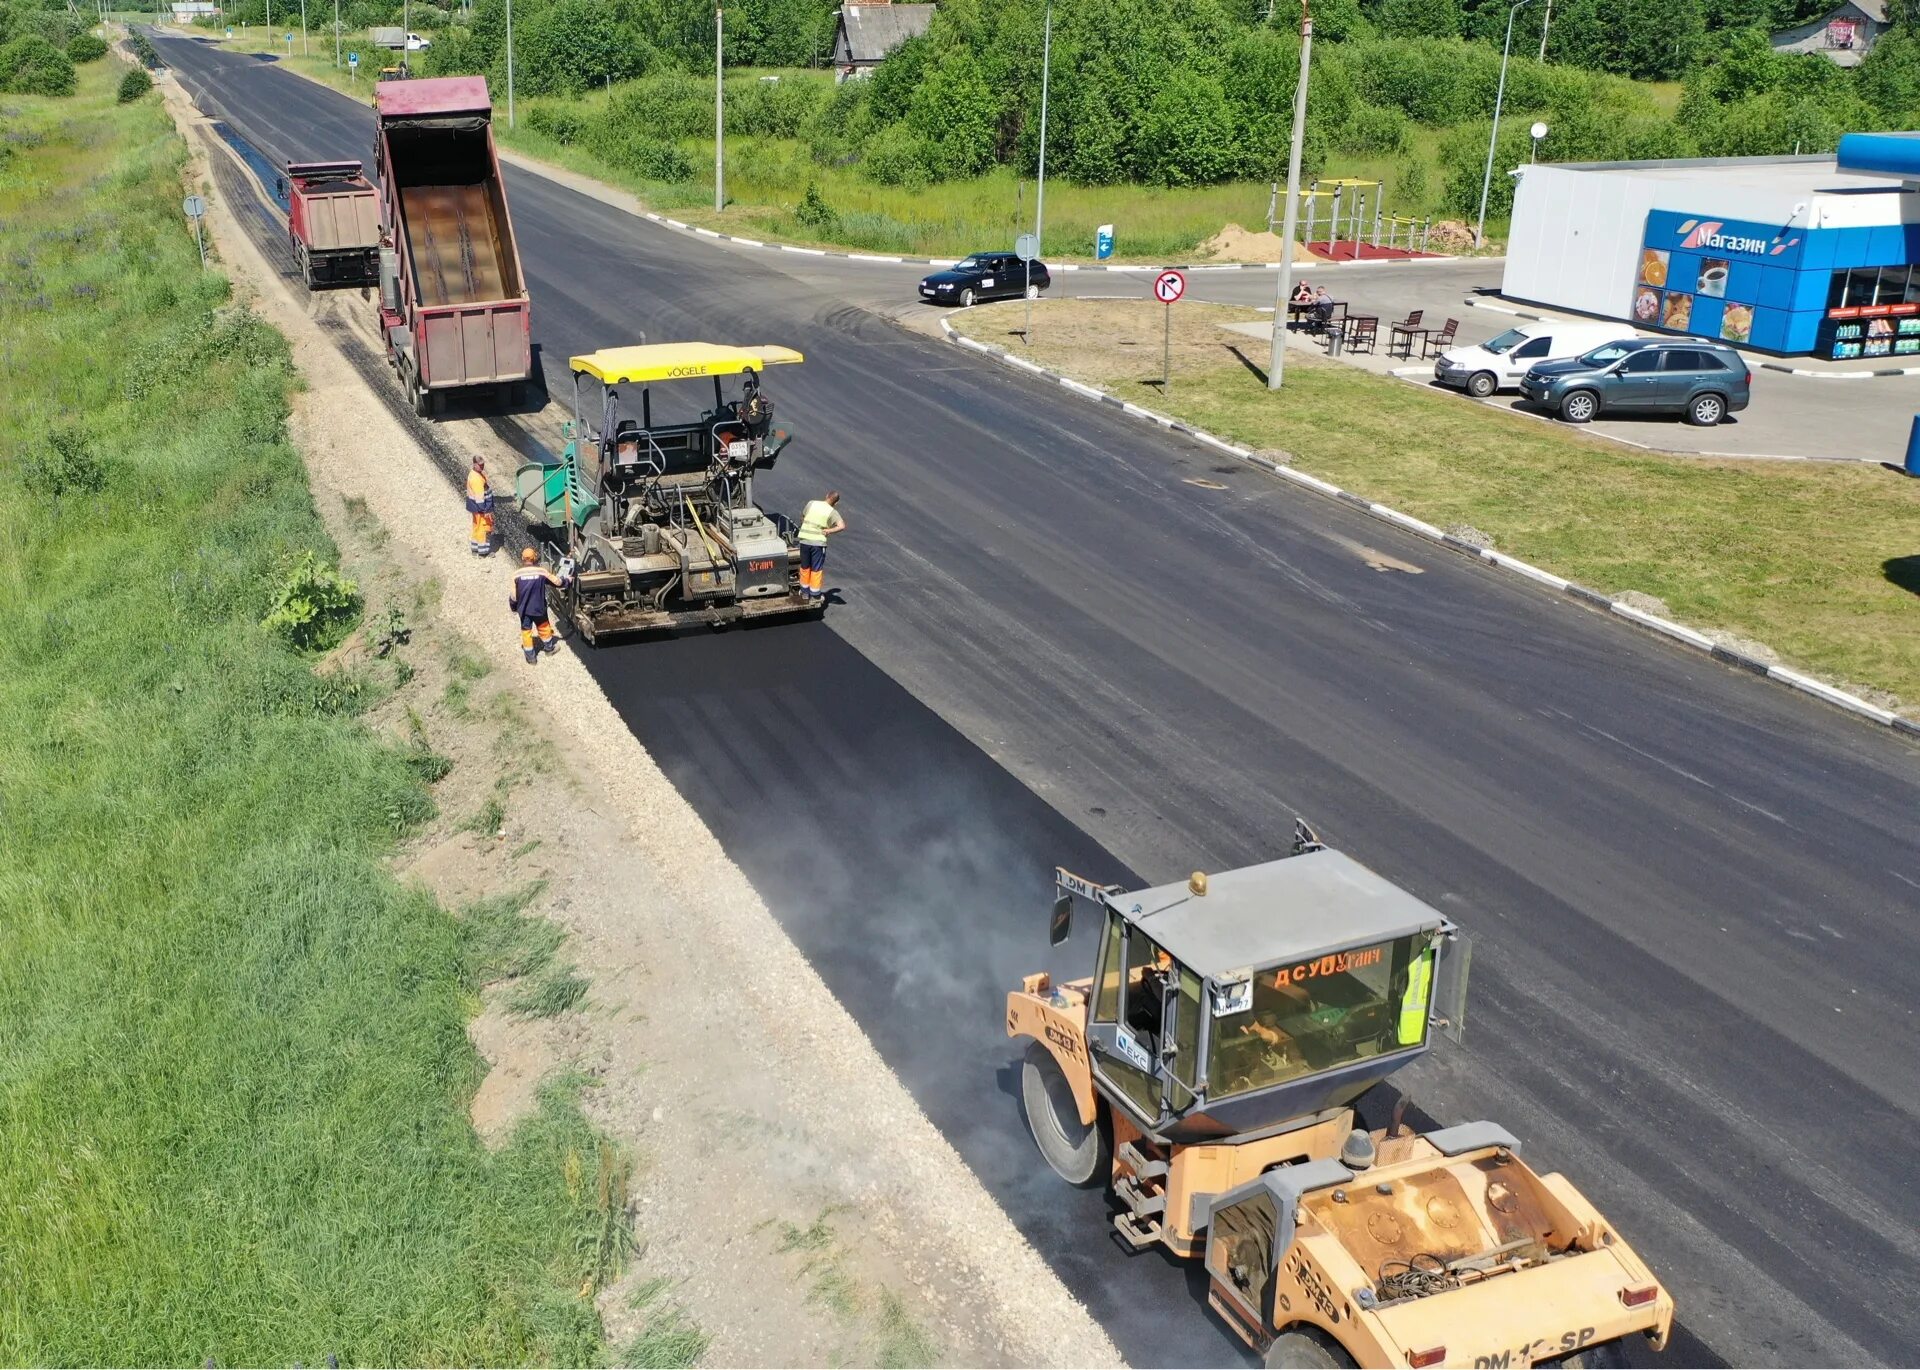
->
xmin=1397 ymin=948 xmax=1434 ymax=1046
xmin=466 ymin=469 xmax=494 ymax=515
xmin=798 ymin=499 xmax=838 ymax=546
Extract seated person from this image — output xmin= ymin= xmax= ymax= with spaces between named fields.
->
xmin=1292 ymin=280 xmax=1315 ymax=306
xmin=1312 ymin=286 xmax=1337 ymax=329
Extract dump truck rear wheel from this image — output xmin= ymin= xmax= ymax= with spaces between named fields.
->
xmin=1540 ymin=1341 xmax=1629 ymax=1369
xmin=1021 ymin=1041 xmax=1109 ymax=1187
xmin=1263 ymin=1328 xmax=1353 ymax=1368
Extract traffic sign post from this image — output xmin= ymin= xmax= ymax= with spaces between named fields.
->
xmin=1153 ymin=269 xmax=1185 ymax=394
xmin=1095 ymin=223 xmax=1114 ymax=260
xmin=182 ymin=194 xmax=207 ymax=268
xmin=348 ymin=49 xmax=358 ymax=82
xmin=1016 ymin=231 xmax=1040 ymax=345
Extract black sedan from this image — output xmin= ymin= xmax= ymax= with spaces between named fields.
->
xmin=919 ymin=252 xmax=1051 ymax=307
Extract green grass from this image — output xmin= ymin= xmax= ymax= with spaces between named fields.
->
xmin=0 ymin=60 xmax=629 ymax=1363
xmin=956 ymin=299 xmax=1920 ymax=710
xmin=623 ymin=1279 xmax=711 ymax=1369
xmin=190 ymin=25 xmax=1463 ymax=259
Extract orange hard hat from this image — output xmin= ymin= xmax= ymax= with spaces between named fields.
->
xmin=520 ymin=547 xmax=538 ymax=564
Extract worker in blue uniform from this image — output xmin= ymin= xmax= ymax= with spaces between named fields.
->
xmin=509 ymin=547 xmax=571 ymax=663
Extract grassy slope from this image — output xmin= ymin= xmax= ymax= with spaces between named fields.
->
xmin=195 ymin=27 xmax=1478 ymax=258
xmin=0 ymin=60 xmax=616 ymax=1364
xmin=955 ymin=299 xmax=1920 ymax=708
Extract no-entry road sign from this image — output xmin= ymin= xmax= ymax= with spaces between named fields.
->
xmin=1153 ymin=269 xmax=1186 ymax=304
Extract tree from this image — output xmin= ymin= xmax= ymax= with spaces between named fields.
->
xmin=1137 ymin=69 xmax=1241 ymax=185
xmin=907 ymin=47 xmax=998 ymax=179
xmin=1380 ymin=0 xmax=1460 ymax=38
xmin=0 ymin=33 xmax=74 ymax=94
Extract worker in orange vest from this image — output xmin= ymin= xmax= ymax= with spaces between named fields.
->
xmin=466 ymin=456 xmax=495 ymax=556
xmin=508 ymin=547 xmax=571 ymax=663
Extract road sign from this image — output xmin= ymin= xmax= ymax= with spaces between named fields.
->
xmin=1095 ymin=224 xmax=1114 ymax=260
xmin=1015 ymin=232 xmax=1039 ymax=262
xmin=1153 ymin=269 xmax=1186 ymax=304
xmin=183 ymin=196 xmax=208 ymax=269
xmin=348 ymin=50 xmax=358 ymax=65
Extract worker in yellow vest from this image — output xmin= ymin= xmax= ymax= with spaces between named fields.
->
xmin=1397 ymin=945 xmax=1434 ymax=1046
xmin=466 ymin=456 xmax=495 ymax=557
xmin=795 ymin=491 xmax=845 ymax=600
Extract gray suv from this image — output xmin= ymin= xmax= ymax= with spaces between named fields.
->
xmin=1519 ymin=337 xmax=1752 ymax=426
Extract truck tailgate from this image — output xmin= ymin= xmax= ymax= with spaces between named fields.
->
xmin=302 ymin=190 xmax=380 ymax=251
xmin=418 ymin=301 xmax=528 ymax=388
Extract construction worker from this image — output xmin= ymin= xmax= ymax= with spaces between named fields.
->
xmin=466 ymin=456 xmax=495 ymax=556
xmin=796 ymin=490 xmax=845 ymax=600
xmin=508 ymin=547 xmax=570 ymax=663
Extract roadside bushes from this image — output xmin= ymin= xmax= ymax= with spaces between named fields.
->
xmin=0 ymin=34 xmax=75 ymax=95
xmin=524 ymin=103 xmax=587 ymax=144
xmin=66 ymin=31 xmax=106 ymax=63
xmin=116 ymin=66 xmax=152 ymax=103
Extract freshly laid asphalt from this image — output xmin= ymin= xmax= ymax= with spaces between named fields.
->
xmin=154 ymin=34 xmax=1920 ymax=1368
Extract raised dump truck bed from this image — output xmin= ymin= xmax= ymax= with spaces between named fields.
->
xmin=374 ymin=75 xmax=531 ymax=415
xmin=285 ymin=160 xmax=380 ymax=290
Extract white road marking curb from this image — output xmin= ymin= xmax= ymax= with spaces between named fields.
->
xmin=936 ymin=316 xmax=1916 ymax=739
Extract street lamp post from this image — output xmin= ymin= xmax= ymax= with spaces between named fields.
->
xmin=714 ymin=2 xmax=724 ymax=212
xmin=1032 ymin=0 xmax=1051 ymax=260
xmin=1267 ymin=5 xmax=1312 ymax=391
xmin=333 ymin=0 xmax=339 ymax=65
xmin=1475 ymin=0 xmax=1536 ymax=251
xmin=505 ymin=0 xmax=515 ymax=128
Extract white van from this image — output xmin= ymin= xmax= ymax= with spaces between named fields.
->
xmin=1433 ymin=321 xmax=1632 ymax=398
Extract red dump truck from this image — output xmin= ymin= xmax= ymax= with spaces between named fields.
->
xmin=285 ymin=161 xmax=380 ymax=291
xmin=374 ymin=75 xmax=532 ymax=415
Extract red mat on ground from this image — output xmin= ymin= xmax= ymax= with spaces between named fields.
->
xmin=1306 ymin=241 xmax=1445 ymax=261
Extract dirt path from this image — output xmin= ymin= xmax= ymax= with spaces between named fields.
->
xmin=153 ymin=62 xmax=1121 ymax=1369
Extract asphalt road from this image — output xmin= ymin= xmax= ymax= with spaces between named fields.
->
xmin=154 ymin=34 xmax=1920 ymax=1368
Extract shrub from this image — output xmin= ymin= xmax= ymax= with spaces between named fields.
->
xmin=66 ymin=32 xmax=107 ymax=63
xmin=127 ymin=30 xmax=158 ymax=66
xmin=859 ymin=121 xmax=932 ymax=188
xmin=793 ymin=181 xmax=837 ymax=231
xmin=116 ymin=66 xmax=153 ymax=103
xmin=23 ymin=429 xmax=108 ymax=496
xmin=0 ymin=34 xmax=76 ymax=96
xmin=525 ymin=104 xmax=587 ymax=144
xmin=613 ymin=136 xmax=692 ymax=183
xmin=1337 ymin=102 xmax=1411 ymax=155
xmin=261 ymin=552 xmax=361 ymax=651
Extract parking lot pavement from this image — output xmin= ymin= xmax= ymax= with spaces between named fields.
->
xmin=1451 ymin=366 xmax=1920 ymax=463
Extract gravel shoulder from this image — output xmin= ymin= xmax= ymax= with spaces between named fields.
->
xmin=156 ymin=66 xmax=1120 ymax=1369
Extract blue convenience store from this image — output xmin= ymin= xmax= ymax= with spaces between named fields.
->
xmin=1503 ymin=134 xmax=1920 ymax=360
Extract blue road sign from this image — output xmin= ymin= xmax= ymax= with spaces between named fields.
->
xmin=348 ymin=51 xmax=358 ymax=64
xmin=1096 ymin=224 xmax=1114 ymax=260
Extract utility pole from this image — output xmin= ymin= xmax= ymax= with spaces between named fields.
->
xmin=714 ymin=3 xmax=725 ymax=211
xmin=505 ymin=0 xmax=514 ymax=127
xmin=333 ymin=0 xmax=339 ymax=64
xmin=1476 ymin=0 xmax=1536 ymax=250
xmin=1537 ymin=0 xmax=1552 ymax=61
xmin=1032 ymin=0 xmax=1051 ymax=259
xmin=1267 ymin=4 xmax=1312 ymax=390
xmin=299 ymin=0 xmax=306 ymax=55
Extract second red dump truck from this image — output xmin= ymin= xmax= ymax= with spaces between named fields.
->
xmin=374 ymin=75 xmax=532 ymax=415
xmin=285 ymin=160 xmax=381 ymax=291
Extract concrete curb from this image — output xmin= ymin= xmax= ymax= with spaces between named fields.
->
xmin=639 ymin=211 xmax=1486 ymax=274
xmin=1462 ymin=296 xmax=1920 ymax=380
xmin=937 ymin=315 xmax=1914 ymax=738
